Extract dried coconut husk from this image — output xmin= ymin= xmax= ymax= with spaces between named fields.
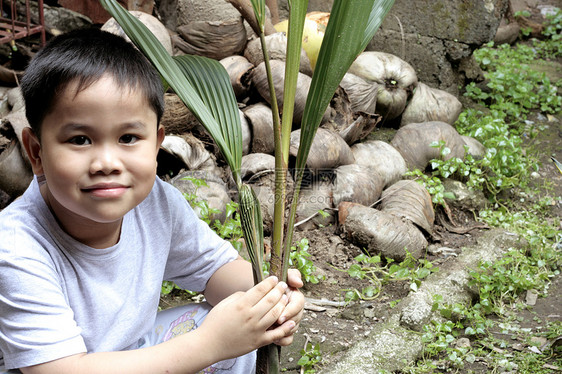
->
xmin=290 ymin=128 xmax=355 ymax=173
xmin=102 ymin=11 xmax=173 ymax=54
xmin=380 ymin=180 xmax=434 ymax=235
xmin=243 ymin=103 xmax=275 ymax=155
xmin=239 ymin=109 xmax=252 ymax=155
xmin=241 ymin=153 xmax=276 ymax=181
xmin=461 ymin=135 xmax=486 ymax=159
xmin=321 ymin=86 xmax=379 ymax=145
xmin=391 ymin=121 xmax=466 ymax=171
xmin=159 ymin=134 xmax=217 ymax=174
xmin=161 ymin=93 xmax=200 ymax=135
xmin=332 ymin=164 xmax=384 ymax=207
xmin=351 ymin=140 xmax=406 ymax=187
xmin=0 ymin=139 xmax=33 ymax=198
xmin=175 ymin=20 xmax=247 ymax=60
xmin=338 ymin=202 xmax=426 ymax=261
xmin=170 ymin=170 xmax=231 ymax=223
xmin=339 ymin=73 xmax=379 ymax=115
xmin=219 ymin=55 xmax=254 ymax=100
xmin=400 ymin=82 xmax=463 ymax=127
xmin=348 ymin=51 xmax=418 ymax=120
xmin=250 ymin=60 xmax=313 ymax=125
xmin=244 ymin=32 xmax=313 ymax=76
xmin=295 ymin=182 xmax=334 ymax=230
xmin=338 ymin=113 xmax=381 ymax=145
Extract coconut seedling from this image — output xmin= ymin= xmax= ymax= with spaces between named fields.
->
xmin=100 ymin=0 xmax=394 ymax=373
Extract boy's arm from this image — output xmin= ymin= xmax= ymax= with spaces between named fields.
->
xmin=21 ymin=277 xmax=291 ymax=374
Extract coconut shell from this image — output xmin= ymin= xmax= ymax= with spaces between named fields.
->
xmin=338 ymin=113 xmax=381 ymax=145
xmin=391 ymin=121 xmax=466 ymax=171
xmin=332 ymin=164 xmax=384 ymax=207
xmin=380 ymin=180 xmax=434 ymax=235
xmin=250 ymin=60 xmax=312 ymax=125
xmin=348 ymin=51 xmax=418 ymax=120
xmin=176 ymin=20 xmax=247 ymax=60
xmin=290 ymin=128 xmax=355 ymax=172
xmin=161 ymin=93 xmax=200 ymax=135
xmin=242 ymin=103 xmax=274 ymax=155
xmin=400 ymin=82 xmax=463 ymax=127
xmin=102 ymin=11 xmax=173 ymax=54
xmin=351 ymin=140 xmax=407 ymax=187
xmin=338 ymin=202 xmax=427 ymax=261
xmin=244 ymin=32 xmax=313 ymax=76
xmin=219 ymin=55 xmax=254 ymax=100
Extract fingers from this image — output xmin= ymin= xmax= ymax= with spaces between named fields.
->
xmin=287 ymin=268 xmax=304 ymax=289
xmin=277 ymin=287 xmax=305 ymax=326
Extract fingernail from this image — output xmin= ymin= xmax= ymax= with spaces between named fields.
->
xmin=270 ymin=276 xmax=279 ymax=283
xmin=279 ymin=315 xmax=286 ymax=324
xmin=279 ymin=281 xmax=288 ymax=290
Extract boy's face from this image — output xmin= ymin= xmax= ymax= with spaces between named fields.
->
xmin=24 ymin=74 xmax=164 ymax=242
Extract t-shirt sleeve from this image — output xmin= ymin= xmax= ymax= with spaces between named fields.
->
xmin=0 ymin=237 xmax=86 ymax=370
xmin=158 ymin=180 xmax=240 ymax=293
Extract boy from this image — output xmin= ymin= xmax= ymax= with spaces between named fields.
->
xmin=0 ymin=27 xmax=304 ymax=373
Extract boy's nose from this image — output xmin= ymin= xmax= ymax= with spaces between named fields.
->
xmin=90 ymin=145 xmax=123 ymax=175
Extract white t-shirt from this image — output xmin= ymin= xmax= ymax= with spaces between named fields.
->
xmin=0 ymin=177 xmax=238 ymax=370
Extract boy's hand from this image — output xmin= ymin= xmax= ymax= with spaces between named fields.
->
xmin=198 ymin=276 xmax=293 ymax=360
xmin=274 ymin=268 xmax=305 ymax=346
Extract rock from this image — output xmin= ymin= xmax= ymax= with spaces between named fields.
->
xmin=456 ymin=337 xmax=472 ymax=349
xmin=443 ymin=179 xmax=489 ymax=211
xmin=399 ymin=291 xmax=433 ymax=331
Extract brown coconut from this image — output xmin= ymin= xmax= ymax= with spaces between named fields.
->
xmin=338 ymin=202 xmax=427 ymax=261
xmin=332 ymin=164 xmax=385 ymax=207
xmin=244 ymin=32 xmax=313 ymax=76
xmin=290 ymin=128 xmax=355 ymax=173
xmin=400 ymin=82 xmax=463 ymax=127
xmin=0 ymin=139 xmax=33 ymax=198
xmin=351 ymin=140 xmax=407 ymax=188
xmin=219 ymin=55 xmax=254 ymax=100
xmin=243 ymin=103 xmax=275 ymax=155
xmin=391 ymin=121 xmax=466 ymax=171
xmin=296 ymin=182 xmax=335 ymax=230
xmin=102 ymin=11 xmax=173 ymax=54
xmin=161 ymin=93 xmax=200 ymax=135
xmin=170 ymin=170 xmax=231 ymax=223
xmin=249 ymin=60 xmax=312 ymax=125
xmin=348 ymin=51 xmax=418 ymax=120
xmin=159 ymin=134 xmax=217 ymax=173
xmin=380 ymin=180 xmax=435 ymax=235
xmin=175 ymin=0 xmax=247 ymax=59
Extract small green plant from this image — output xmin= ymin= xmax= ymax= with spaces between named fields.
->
xmin=289 ymin=238 xmax=323 ymax=284
xmin=341 ymin=252 xmax=438 ymax=302
xmin=298 ymin=341 xmax=322 ymax=373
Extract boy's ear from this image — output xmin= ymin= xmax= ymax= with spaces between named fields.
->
xmin=22 ymin=127 xmax=44 ymax=175
xmin=156 ymin=124 xmax=165 ymax=149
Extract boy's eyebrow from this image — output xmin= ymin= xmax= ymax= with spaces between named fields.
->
xmin=60 ymin=122 xmax=149 ymax=132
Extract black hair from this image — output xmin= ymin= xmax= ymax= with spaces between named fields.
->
xmin=20 ymin=27 xmax=165 ymax=138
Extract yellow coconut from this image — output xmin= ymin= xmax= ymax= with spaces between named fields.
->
xmin=274 ymin=11 xmax=329 ymax=70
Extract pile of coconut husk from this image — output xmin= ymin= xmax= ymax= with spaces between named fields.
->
xmin=0 ymin=0 xmax=487 ymax=262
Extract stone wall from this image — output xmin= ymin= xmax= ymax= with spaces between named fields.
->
xmin=279 ymin=0 xmax=508 ymax=94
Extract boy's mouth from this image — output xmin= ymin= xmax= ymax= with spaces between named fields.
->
xmin=82 ymin=183 xmax=129 ymax=198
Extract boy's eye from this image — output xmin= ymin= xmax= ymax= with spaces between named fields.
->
xmin=120 ymin=134 xmax=139 ymax=144
xmin=69 ymin=136 xmax=91 ymax=145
